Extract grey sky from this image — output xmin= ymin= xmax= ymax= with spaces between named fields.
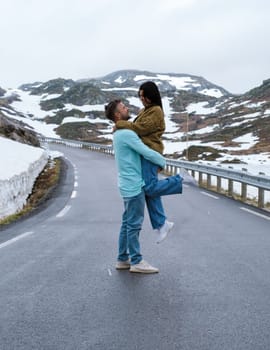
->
xmin=1 ymin=0 xmax=269 ymax=93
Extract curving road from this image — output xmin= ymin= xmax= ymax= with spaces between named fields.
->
xmin=0 ymin=144 xmax=270 ymax=350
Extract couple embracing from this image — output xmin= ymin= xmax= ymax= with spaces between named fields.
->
xmin=105 ymin=81 xmax=182 ymax=274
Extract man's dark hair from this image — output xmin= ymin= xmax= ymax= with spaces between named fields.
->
xmin=104 ymin=99 xmax=121 ymax=121
xmin=139 ymin=81 xmax=163 ymax=109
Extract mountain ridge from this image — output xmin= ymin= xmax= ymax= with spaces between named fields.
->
xmin=0 ymin=69 xmax=269 ymax=162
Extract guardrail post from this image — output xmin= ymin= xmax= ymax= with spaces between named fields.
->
xmin=258 ymin=188 xmax=264 ymax=208
xmin=217 ymin=176 xmax=221 ymax=193
xmin=241 ymin=183 xmax=247 ymax=202
xmin=228 ymin=179 xmax=233 ymax=197
xmin=198 ymin=172 xmax=203 ymax=187
xmin=207 ymin=174 xmax=211 ymax=189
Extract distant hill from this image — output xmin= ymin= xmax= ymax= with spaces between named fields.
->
xmin=0 ymin=70 xmax=270 ymax=162
xmin=89 ymin=69 xmax=231 ymax=97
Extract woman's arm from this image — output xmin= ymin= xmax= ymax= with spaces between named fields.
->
xmin=116 ymin=107 xmax=164 ymax=136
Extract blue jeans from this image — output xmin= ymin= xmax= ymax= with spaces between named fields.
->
xmin=118 ymin=191 xmax=144 ymax=265
xmin=141 ymin=158 xmax=183 ymax=230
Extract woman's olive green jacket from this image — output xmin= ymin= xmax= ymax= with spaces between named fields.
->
xmin=115 ymin=105 xmax=165 ymax=154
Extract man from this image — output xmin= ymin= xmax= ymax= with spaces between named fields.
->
xmin=105 ymin=99 xmax=166 ymax=274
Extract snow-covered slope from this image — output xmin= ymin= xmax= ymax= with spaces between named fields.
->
xmin=1 ymin=89 xmax=60 ymax=138
xmin=0 ymin=137 xmax=48 ymax=219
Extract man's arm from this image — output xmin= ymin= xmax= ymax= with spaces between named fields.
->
xmin=125 ymin=131 xmax=166 ymax=169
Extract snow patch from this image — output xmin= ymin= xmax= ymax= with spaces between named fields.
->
xmin=64 ymin=103 xmax=105 ymax=112
xmin=162 ymin=97 xmax=180 ymax=132
xmin=190 ymin=124 xmax=219 ymax=135
xmin=102 ymin=87 xmax=137 ymax=91
xmin=61 ymin=116 xmax=110 ymax=125
xmin=127 ymin=97 xmax=142 ymax=108
xmin=133 ymin=74 xmax=201 ymax=91
xmin=115 ymin=76 xmax=126 ymax=84
xmin=41 ymin=93 xmax=62 ymax=100
xmin=231 ymin=133 xmax=258 ymax=149
xmin=186 ymin=101 xmax=218 ymax=115
xmin=199 ymin=88 xmax=223 ymax=98
xmin=246 ymin=101 xmax=266 ymax=108
xmin=10 ymin=89 xmax=55 ymax=119
xmin=228 ymin=100 xmax=251 ymax=110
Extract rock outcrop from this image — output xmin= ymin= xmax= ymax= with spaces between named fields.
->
xmin=0 ymin=113 xmax=40 ymax=147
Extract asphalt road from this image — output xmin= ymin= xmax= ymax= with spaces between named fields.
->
xmin=0 ymin=144 xmax=270 ymax=350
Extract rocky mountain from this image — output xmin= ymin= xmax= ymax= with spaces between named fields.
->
xmin=87 ymin=69 xmax=230 ymax=97
xmin=0 ymin=71 xmax=270 ymax=163
xmin=187 ymin=79 xmax=270 ymax=158
xmin=0 ymin=112 xmax=40 ymax=147
xmin=0 ymin=86 xmax=40 ymax=146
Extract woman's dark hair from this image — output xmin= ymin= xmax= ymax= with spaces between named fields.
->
xmin=139 ymin=81 xmax=163 ymax=109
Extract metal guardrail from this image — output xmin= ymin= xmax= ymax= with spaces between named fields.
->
xmin=40 ymin=136 xmax=114 ymax=155
xmin=165 ymin=159 xmax=270 ymax=190
xmin=165 ymin=159 xmax=270 ymax=209
xmin=40 ymin=136 xmax=270 ymax=209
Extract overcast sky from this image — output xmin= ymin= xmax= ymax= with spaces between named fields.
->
xmin=1 ymin=0 xmax=269 ymax=93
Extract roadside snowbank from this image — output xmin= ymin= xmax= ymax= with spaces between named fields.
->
xmin=0 ymin=137 xmax=48 ymax=219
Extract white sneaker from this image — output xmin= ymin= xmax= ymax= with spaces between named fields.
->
xmin=115 ymin=259 xmax=130 ymax=270
xmin=130 ymin=260 xmax=159 ymax=274
xmin=156 ymin=220 xmax=174 ymax=244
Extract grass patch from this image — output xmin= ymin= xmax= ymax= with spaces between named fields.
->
xmin=0 ymin=158 xmax=62 ymax=226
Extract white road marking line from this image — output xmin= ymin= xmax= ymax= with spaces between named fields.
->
xmin=201 ymin=191 xmax=219 ymax=200
xmin=108 ymin=268 xmax=112 ymax=276
xmin=240 ymin=207 xmax=270 ymax=221
xmin=0 ymin=231 xmax=34 ymax=249
xmin=56 ymin=205 xmax=71 ymax=218
xmin=71 ymin=190 xmax=77 ymax=199
xmin=55 ymin=162 xmax=78 ymax=216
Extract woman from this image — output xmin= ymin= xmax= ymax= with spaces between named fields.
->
xmin=115 ymin=81 xmax=182 ymax=243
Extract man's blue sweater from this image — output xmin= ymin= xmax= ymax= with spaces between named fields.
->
xmin=113 ymin=129 xmax=166 ymax=198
